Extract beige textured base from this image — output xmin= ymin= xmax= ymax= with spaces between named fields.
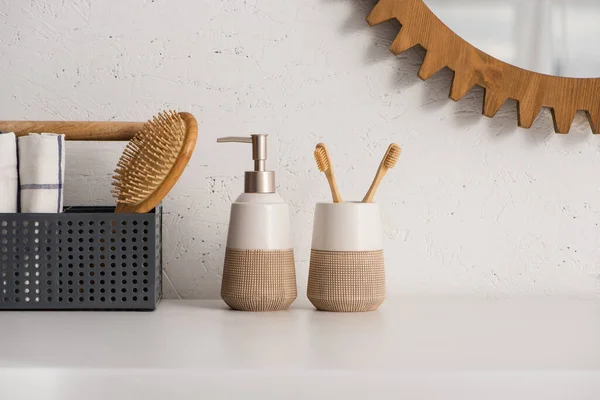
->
xmin=221 ymin=248 xmax=297 ymax=311
xmin=307 ymin=249 xmax=386 ymax=312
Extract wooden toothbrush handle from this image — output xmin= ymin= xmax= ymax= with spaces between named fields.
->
xmin=0 ymin=120 xmax=145 ymax=141
xmin=362 ymin=167 xmax=388 ymax=203
xmin=326 ymin=170 xmax=343 ymax=203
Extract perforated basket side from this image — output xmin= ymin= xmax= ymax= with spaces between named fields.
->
xmin=0 ymin=207 xmax=161 ymax=310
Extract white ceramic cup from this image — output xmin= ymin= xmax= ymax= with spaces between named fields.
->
xmin=308 ymin=202 xmax=386 ymax=312
xmin=311 ymin=202 xmax=383 ymax=251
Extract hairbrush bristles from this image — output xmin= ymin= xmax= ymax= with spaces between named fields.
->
xmin=384 ymin=144 xmax=401 ymax=169
xmin=314 ymin=144 xmax=330 ymax=172
xmin=111 ymin=110 xmax=186 ymax=206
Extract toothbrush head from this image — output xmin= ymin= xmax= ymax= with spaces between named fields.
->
xmin=383 ymin=143 xmax=401 ymax=169
xmin=314 ymin=143 xmax=331 ymax=173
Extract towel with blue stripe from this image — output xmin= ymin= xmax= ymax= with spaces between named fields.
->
xmin=18 ymin=133 xmax=65 ymax=213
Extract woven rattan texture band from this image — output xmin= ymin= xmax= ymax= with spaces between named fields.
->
xmin=221 ymin=248 xmax=297 ymax=311
xmin=308 ymin=249 xmax=385 ymax=312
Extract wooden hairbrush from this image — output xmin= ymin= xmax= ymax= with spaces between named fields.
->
xmin=111 ymin=111 xmax=197 ymax=213
xmin=362 ymin=143 xmax=401 ymax=203
xmin=314 ymin=143 xmax=343 ymax=203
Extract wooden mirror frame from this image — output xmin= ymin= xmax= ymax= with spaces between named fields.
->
xmin=367 ymin=0 xmax=600 ymax=134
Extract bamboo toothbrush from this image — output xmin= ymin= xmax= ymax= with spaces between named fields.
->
xmin=362 ymin=143 xmax=401 ymax=203
xmin=314 ymin=143 xmax=343 ymax=203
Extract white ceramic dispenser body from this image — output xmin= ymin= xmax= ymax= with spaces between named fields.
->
xmin=226 ymin=193 xmax=293 ymax=250
xmin=217 ymin=134 xmax=297 ymax=312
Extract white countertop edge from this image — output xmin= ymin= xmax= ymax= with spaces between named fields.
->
xmin=2 ymin=369 xmax=600 ymax=400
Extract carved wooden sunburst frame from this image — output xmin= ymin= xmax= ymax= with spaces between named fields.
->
xmin=367 ymin=0 xmax=600 ymax=134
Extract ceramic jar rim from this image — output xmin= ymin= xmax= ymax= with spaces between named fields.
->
xmin=315 ymin=201 xmax=380 ymax=206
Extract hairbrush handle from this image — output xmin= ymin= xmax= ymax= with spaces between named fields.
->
xmin=0 ymin=120 xmax=145 ymax=141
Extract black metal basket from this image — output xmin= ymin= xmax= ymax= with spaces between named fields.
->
xmin=0 ymin=206 xmax=162 ymax=310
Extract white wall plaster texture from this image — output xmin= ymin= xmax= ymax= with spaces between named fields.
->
xmin=1 ymin=0 xmax=599 ymax=298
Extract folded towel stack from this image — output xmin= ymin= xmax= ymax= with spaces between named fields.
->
xmin=0 ymin=132 xmax=18 ymax=213
xmin=18 ymin=133 xmax=66 ymax=213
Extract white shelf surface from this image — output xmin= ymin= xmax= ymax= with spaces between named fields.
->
xmin=0 ymin=298 xmax=599 ymax=399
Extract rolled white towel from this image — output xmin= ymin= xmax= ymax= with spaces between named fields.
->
xmin=0 ymin=132 xmax=18 ymax=213
xmin=18 ymin=133 xmax=66 ymax=213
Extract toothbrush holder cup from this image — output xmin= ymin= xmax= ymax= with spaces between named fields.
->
xmin=307 ymin=202 xmax=386 ymax=312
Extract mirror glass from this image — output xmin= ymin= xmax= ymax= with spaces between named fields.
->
xmin=423 ymin=0 xmax=600 ymax=78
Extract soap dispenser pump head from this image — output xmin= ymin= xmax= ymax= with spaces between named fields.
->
xmin=217 ymin=134 xmax=275 ymax=193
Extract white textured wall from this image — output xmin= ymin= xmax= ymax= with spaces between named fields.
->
xmin=1 ymin=0 xmax=599 ymax=298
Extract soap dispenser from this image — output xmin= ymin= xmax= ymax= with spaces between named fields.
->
xmin=217 ymin=134 xmax=297 ymax=311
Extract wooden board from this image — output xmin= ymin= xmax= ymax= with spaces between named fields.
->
xmin=367 ymin=0 xmax=600 ymax=134
xmin=0 ymin=120 xmax=144 ymax=140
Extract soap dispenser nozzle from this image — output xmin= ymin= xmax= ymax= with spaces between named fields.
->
xmin=217 ymin=134 xmax=275 ymax=193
